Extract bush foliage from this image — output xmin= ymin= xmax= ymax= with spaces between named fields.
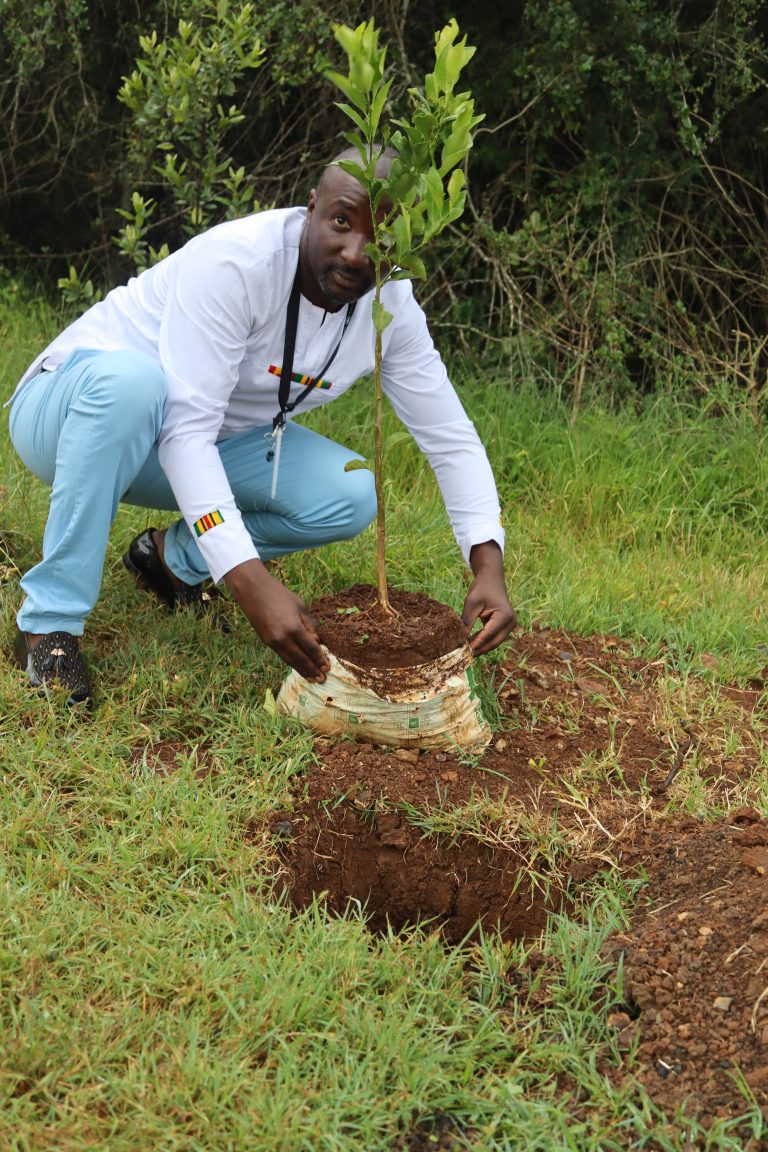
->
xmin=2 ymin=0 xmax=768 ymax=400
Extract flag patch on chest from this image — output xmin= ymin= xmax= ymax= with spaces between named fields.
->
xmin=193 ymin=510 xmax=224 ymax=537
xmin=268 ymin=364 xmax=333 ymax=391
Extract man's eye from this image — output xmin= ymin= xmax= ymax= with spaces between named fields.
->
xmin=333 ymin=215 xmax=349 ymax=227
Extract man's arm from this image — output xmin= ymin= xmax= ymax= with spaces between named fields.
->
xmin=224 ymin=559 xmax=330 ymax=682
xmin=462 ymin=540 xmax=517 ymax=656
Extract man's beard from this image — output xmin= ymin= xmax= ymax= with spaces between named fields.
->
xmin=318 ymin=263 xmax=372 ymax=308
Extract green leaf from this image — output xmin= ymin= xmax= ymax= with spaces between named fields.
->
xmin=325 ymin=70 xmax=367 ymax=113
xmin=370 ymin=78 xmax=393 ymax=137
xmin=396 ymin=253 xmax=427 ymax=279
xmin=447 ymin=167 xmax=466 ymax=206
xmin=422 ymin=167 xmax=445 ymax=219
xmin=393 ymin=211 xmax=412 ymax=256
xmin=372 ymin=299 xmax=393 ymax=333
xmin=332 ymin=101 xmax=369 ymax=138
xmin=344 ymin=458 xmax=372 ymax=472
xmin=359 ymin=240 xmax=377 ymax=266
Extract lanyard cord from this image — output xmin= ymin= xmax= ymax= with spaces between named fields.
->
xmin=273 ymin=260 xmax=356 ymax=432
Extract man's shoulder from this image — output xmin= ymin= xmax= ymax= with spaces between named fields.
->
xmin=183 ymin=207 xmax=305 ymax=266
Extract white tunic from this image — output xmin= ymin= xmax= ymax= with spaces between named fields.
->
xmin=16 ymin=208 xmax=504 ymax=582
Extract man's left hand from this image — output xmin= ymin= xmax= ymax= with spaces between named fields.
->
xmin=462 ymin=540 xmax=517 ymax=656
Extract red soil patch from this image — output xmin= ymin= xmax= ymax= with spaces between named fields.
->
xmin=605 ymin=809 xmax=768 ymax=1128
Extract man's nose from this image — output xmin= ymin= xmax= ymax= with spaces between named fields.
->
xmin=341 ymin=233 xmax=369 ymax=268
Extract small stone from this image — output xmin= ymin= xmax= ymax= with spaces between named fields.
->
xmin=557 ymin=651 xmax=574 ymax=663
xmin=741 ymin=847 xmax=768 ymax=875
xmin=698 ymin=926 xmax=714 ymax=937
xmin=575 ymin=677 xmax=604 ymax=694
xmin=394 ymin=748 xmax=419 ymax=763
xmin=435 ymin=752 xmax=448 ymax=762
xmin=746 ymin=1065 xmax=768 ymax=1090
xmin=494 ymin=738 xmax=509 ymax=752
xmin=440 ymin=770 xmax=458 ymax=782
xmin=607 ymin=1011 xmax=632 ymax=1031
xmin=732 ymin=805 xmax=762 ymax=824
xmin=713 ymin=996 xmax=733 ymax=1012
xmin=677 ymin=911 xmax=692 ymax=922
xmin=529 ymin=667 xmax=549 ymax=689
xmin=699 ymin=652 xmax=720 ymax=672
xmin=271 ymin=820 xmax=294 ymax=841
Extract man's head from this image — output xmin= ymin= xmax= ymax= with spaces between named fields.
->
xmin=299 ymin=147 xmax=396 ymax=311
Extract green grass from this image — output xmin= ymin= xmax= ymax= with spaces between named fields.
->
xmin=1 ymin=285 xmax=767 ymax=1148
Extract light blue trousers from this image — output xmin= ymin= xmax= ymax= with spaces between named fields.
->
xmin=8 ymin=348 xmax=377 ymax=635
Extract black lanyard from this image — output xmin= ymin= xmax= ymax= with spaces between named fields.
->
xmin=273 ymin=261 xmax=356 ymax=432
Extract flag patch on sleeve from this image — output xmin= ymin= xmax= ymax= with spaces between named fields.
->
xmin=193 ymin=510 xmax=224 ymax=537
xmin=268 ymin=364 xmax=333 ymax=390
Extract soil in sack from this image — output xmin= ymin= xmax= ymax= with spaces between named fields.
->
xmin=311 ymin=584 xmax=467 ymax=672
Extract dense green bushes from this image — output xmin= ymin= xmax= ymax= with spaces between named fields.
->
xmin=2 ymin=0 xmax=768 ymax=400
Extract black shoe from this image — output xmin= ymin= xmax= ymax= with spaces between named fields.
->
xmin=123 ymin=528 xmax=228 ymax=627
xmin=14 ymin=629 xmax=92 ymax=707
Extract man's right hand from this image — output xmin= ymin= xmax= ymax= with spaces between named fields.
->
xmin=224 ymin=558 xmax=330 ymax=682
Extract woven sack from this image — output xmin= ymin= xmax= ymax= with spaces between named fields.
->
xmin=277 ymin=642 xmax=491 ymax=752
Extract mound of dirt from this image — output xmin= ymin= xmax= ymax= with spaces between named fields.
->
xmin=310 ymin=584 xmax=467 ymax=669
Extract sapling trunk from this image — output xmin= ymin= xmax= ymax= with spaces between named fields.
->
xmin=327 ymin=18 xmax=481 ymax=619
xmin=373 ymin=288 xmax=392 ymax=614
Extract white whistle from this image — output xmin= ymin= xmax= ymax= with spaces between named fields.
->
xmin=270 ymin=422 xmax=284 ymax=499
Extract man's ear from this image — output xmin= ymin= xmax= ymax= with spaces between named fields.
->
xmin=307 ymin=188 xmax=317 ymax=215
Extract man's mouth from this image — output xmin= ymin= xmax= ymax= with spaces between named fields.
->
xmin=329 ymin=266 xmax=368 ymax=293
xmin=336 ymin=268 xmax=361 ymax=286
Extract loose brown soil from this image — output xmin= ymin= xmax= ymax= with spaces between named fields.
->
xmin=309 ymin=584 xmax=467 ymax=669
xmin=268 ymin=621 xmax=768 ymax=1132
xmin=604 ymin=810 xmax=768 ymax=1127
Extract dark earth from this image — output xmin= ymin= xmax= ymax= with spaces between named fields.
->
xmin=267 ymin=588 xmax=768 ymax=1136
xmin=311 ymin=583 xmax=468 ymax=670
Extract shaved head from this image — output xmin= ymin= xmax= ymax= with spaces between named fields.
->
xmin=317 ymin=146 xmax=397 ymax=192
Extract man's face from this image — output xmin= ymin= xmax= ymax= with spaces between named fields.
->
xmin=300 ymin=166 xmax=380 ymax=310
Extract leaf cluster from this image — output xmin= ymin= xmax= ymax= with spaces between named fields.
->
xmin=117 ymin=0 xmax=266 ymax=252
xmin=327 ymin=18 xmax=483 ymax=300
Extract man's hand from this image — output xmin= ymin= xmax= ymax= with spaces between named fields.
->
xmin=224 ymin=558 xmax=330 ymax=682
xmin=462 ymin=540 xmax=517 ymax=656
